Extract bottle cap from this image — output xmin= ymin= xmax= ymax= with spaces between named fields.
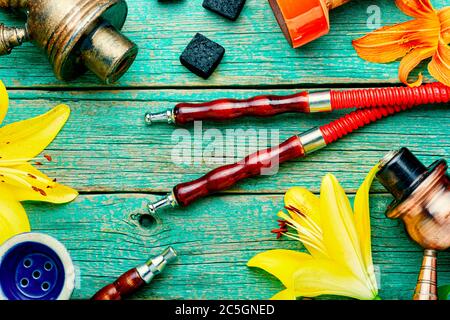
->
xmin=377 ymin=147 xmax=429 ymax=201
xmin=269 ymin=0 xmax=330 ymax=48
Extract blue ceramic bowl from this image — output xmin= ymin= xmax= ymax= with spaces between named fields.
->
xmin=0 ymin=233 xmax=75 ymax=300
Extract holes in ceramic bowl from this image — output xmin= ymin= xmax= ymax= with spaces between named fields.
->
xmin=23 ymin=259 xmax=32 ymax=268
xmin=44 ymin=262 xmax=53 ymax=271
xmin=32 ymin=270 xmax=41 ymax=279
xmin=41 ymin=282 xmax=50 ymax=291
xmin=20 ymin=278 xmax=29 ymax=288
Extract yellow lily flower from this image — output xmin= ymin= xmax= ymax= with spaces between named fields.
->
xmin=0 ymin=81 xmax=78 ymax=244
xmin=0 ymin=185 xmax=30 ymax=245
xmin=352 ymin=0 xmax=450 ymax=87
xmin=248 ymin=166 xmax=380 ymax=300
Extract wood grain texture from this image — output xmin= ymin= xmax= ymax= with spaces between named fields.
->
xmin=0 ymin=0 xmax=447 ymax=88
xmin=1 ymin=0 xmax=449 ymax=301
xmin=4 ymin=89 xmax=448 ymax=194
xmin=24 ymin=193 xmax=450 ymax=300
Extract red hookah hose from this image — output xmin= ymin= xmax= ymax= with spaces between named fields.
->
xmin=152 ymin=83 xmax=450 ymax=125
xmin=320 ymin=104 xmax=415 ymax=144
xmin=330 ymin=82 xmax=450 ymax=110
xmin=169 ymin=104 xmax=420 ymax=208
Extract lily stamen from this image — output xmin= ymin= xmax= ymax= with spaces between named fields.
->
xmin=282 ymin=232 xmax=327 ymax=256
xmin=285 ymin=205 xmax=322 ymax=236
xmin=278 ymin=212 xmax=324 ymax=246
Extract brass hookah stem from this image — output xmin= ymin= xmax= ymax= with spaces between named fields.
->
xmin=0 ymin=24 xmax=28 ymax=55
xmin=413 ymin=249 xmax=438 ymax=300
xmin=0 ymin=0 xmax=29 ymax=55
xmin=0 ymin=0 xmax=28 ymax=8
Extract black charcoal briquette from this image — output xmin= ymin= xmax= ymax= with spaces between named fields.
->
xmin=180 ymin=33 xmax=225 ymax=79
xmin=202 ymin=0 xmax=246 ymax=21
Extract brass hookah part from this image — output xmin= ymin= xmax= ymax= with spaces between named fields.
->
xmin=414 ymin=249 xmax=438 ymax=300
xmin=376 ymin=148 xmax=450 ymax=300
xmin=0 ymin=23 xmax=28 ymax=55
xmin=0 ymin=0 xmax=138 ymax=84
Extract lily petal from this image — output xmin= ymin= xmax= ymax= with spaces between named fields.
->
xmin=0 ymin=104 xmax=70 ymax=160
xmin=354 ymin=165 xmax=380 ymax=295
xmin=0 ymin=81 xmax=8 ymax=126
xmin=271 ymin=288 xmax=297 ymax=300
xmin=395 ymin=0 xmax=434 ymax=18
xmin=320 ymin=174 xmax=366 ymax=283
xmin=440 ymin=7 xmax=450 ymax=41
xmin=399 ymin=46 xmax=436 ymax=86
xmin=247 ymin=249 xmax=313 ymax=289
xmin=293 ymin=259 xmax=375 ymax=300
xmin=0 ymin=185 xmax=30 ymax=245
xmin=352 ymin=19 xmax=439 ymax=64
xmin=428 ymin=40 xmax=450 ymax=86
xmin=0 ymin=162 xmax=78 ymax=203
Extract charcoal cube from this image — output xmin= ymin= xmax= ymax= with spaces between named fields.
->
xmin=203 ymin=0 xmax=246 ymax=21
xmin=180 ymin=33 xmax=225 ymax=79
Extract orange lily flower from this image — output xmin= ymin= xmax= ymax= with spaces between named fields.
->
xmin=353 ymin=0 xmax=450 ymax=87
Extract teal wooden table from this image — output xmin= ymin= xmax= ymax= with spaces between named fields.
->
xmin=0 ymin=0 xmax=449 ymax=300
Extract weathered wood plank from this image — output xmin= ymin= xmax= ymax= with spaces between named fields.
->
xmin=4 ymin=89 xmax=448 ymax=194
xmin=0 ymin=0 xmax=446 ymax=88
xmin=25 ymin=193 xmax=450 ymax=300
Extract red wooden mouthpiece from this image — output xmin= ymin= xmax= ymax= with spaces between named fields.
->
xmin=91 ymin=247 xmax=177 ymax=300
xmin=174 ymin=136 xmax=305 ymax=207
xmin=173 ymin=92 xmax=310 ymax=125
xmin=91 ymin=269 xmax=145 ymax=300
xmin=145 ymin=83 xmax=450 ymax=125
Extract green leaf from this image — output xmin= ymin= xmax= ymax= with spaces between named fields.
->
xmin=438 ymin=285 xmax=450 ymax=300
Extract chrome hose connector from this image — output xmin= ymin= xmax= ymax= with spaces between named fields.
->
xmin=145 ymin=109 xmax=175 ymax=125
xmin=148 ymin=193 xmax=178 ymax=214
xmin=299 ymin=127 xmax=327 ymax=155
xmin=136 ymin=247 xmax=178 ymax=284
xmin=308 ymin=91 xmax=332 ymax=113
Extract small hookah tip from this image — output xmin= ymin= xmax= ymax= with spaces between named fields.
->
xmin=144 ymin=109 xmax=174 ymax=126
xmin=162 ymin=246 xmax=178 ymax=264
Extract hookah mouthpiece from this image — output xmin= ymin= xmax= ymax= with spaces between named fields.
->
xmin=148 ymin=104 xmax=422 ymax=215
xmin=91 ymin=247 xmax=178 ymax=300
xmin=145 ymin=83 xmax=450 ymax=126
